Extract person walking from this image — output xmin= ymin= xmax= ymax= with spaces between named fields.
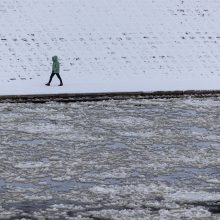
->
xmin=46 ymin=56 xmax=63 ymax=86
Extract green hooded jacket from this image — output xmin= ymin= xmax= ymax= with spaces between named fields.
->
xmin=52 ymin=56 xmax=60 ymax=73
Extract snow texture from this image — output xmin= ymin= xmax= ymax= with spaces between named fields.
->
xmin=0 ymin=0 xmax=220 ymax=95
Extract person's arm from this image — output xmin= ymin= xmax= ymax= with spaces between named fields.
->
xmin=52 ymin=62 xmax=55 ymax=72
xmin=57 ymin=62 xmax=60 ymax=73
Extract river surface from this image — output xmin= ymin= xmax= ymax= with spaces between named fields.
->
xmin=0 ymin=98 xmax=220 ymax=219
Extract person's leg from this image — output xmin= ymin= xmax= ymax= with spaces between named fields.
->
xmin=46 ymin=72 xmax=55 ymax=86
xmin=56 ymin=73 xmax=63 ymax=86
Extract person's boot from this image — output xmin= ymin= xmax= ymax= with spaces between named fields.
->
xmin=45 ymin=83 xmax=50 ymax=86
xmin=58 ymin=83 xmax=63 ymax=86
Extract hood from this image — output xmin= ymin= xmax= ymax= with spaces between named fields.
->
xmin=52 ymin=56 xmax=58 ymax=62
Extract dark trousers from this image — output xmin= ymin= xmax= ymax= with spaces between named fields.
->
xmin=48 ymin=72 xmax=63 ymax=84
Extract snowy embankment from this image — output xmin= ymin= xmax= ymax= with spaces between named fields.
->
xmin=0 ymin=0 xmax=220 ymax=95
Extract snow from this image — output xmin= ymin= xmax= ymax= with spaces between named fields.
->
xmin=0 ymin=0 xmax=220 ymax=95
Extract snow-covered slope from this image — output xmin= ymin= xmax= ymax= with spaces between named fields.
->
xmin=0 ymin=0 xmax=220 ymax=95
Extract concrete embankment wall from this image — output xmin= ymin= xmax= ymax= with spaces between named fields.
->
xmin=0 ymin=90 xmax=220 ymax=103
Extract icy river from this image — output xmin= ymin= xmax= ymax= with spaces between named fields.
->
xmin=0 ymin=97 xmax=220 ymax=219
